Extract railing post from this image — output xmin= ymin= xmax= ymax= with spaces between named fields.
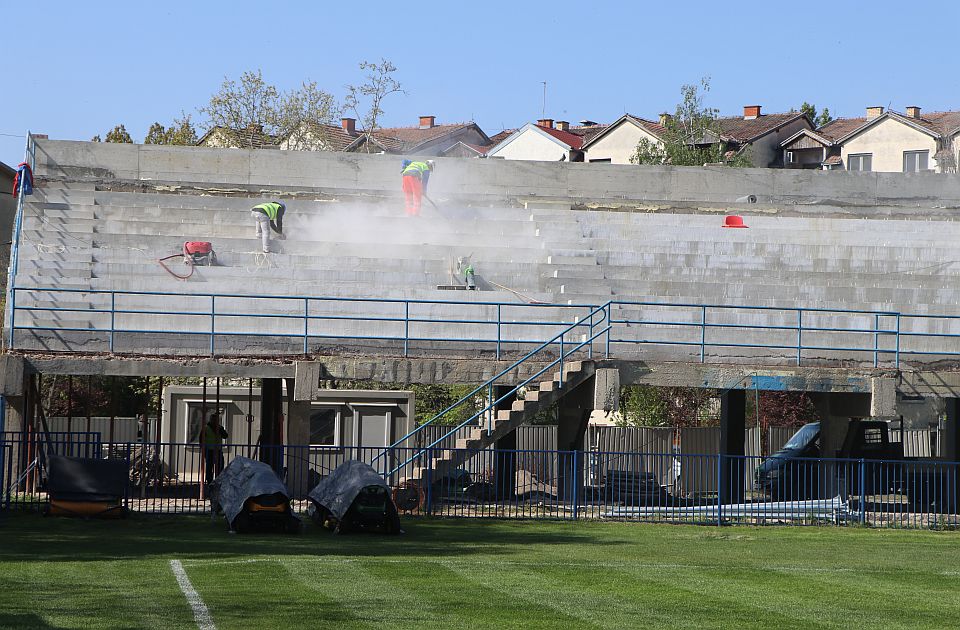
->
xmin=109 ymin=291 xmax=116 ymax=353
xmin=895 ymin=314 xmax=901 ymax=368
xmin=796 ymin=309 xmax=803 ymax=366
xmin=303 ymin=298 xmax=309 ymax=355
xmin=700 ymin=306 xmax=706 ymax=363
xmin=716 ymin=453 xmax=723 ymax=526
xmin=559 ymin=334 xmax=565 ymax=388
xmin=403 ymin=301 xmax=409 ymax=357
xmin=209 ymin=295 xmax=216 ymax=356
xmin=873 ymin=313 xmax=880 ymax=368
xmin=572 ymin=449 xmax=580 ymax=521
xmin=7 ymin=288 xmax=15 ymax=348
xmin=587 ymin=309 xmax=594 ymax=360
xmin=859 ymin=458 xmax=866 ymax=525
xmin=496 ymin=304 xmax=501 ymax=361
xmin=605 ymin=303 xmax=611 ymax=358
xmin=425 ymin=448 xmax=433 ymax=516
xmin=487 ymin=383 xmax=493 ymax=436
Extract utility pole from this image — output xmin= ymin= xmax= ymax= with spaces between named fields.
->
xmin=541 ymin=81 xmax=547 ymax=119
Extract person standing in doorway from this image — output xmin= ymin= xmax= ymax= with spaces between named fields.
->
xmin=203 ymin=413 xmax=229 ymax=484
xmin=400 ymin=160 xmax=434 ymax=217
xmin=251 ymin=201 xmax=286 ymax=253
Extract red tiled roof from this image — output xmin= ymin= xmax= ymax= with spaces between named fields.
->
xmin=370 ymin=122 xmax=483 ymax=152
xmin=624 ymin=114 xmax=668 ymax=139
xmin=296 ymin=122 xmax=361 ymax=151
xmin=716 ymin=112 xmax=808 ymax=143
xmin=536 ymin=124 xmax=585 ymax=149
xmin=198 ymin=125 xmax=279 ymax=148
xmin=822 ymin=155 xmax=842 ymax=165
xmin=815 ymin=117 xmax=868 ymax=141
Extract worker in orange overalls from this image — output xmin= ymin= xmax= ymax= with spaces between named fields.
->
xmin=400 ymin=159 xmax=435 ymax=217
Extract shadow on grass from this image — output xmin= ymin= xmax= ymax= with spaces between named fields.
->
xmin=0 ymin=512 xmax=621 ymax=563
xmin=0 ymin=613 xmax=56 ymax=628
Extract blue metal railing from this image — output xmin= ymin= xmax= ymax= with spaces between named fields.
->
xmin=379 ymin=303 xmax=610 ymax=475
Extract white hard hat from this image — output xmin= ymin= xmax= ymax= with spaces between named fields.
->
xmin=426 ymin=160 xmax=435 ymax=170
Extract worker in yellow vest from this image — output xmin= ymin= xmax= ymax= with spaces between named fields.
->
xmin=251 ymin=201 xmax=286 ymax=253
xmin=400 ymin=160 xmax=434 ymax=217
xmin=203 ymin=413 xmax=229 ymax=484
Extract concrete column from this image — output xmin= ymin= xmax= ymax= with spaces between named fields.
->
xmin=810 ymin=393 xmax=872 ymax=458
xmin=286 ymin=396 xmax=312 ymax=499
xmin=719 ymin=390 xmax=746 ymax=504
xmin=943 ymin=398 xmax=960 ymax=463
xmin=493 ymin=385 xmax=517 ymax=500
xmin=259 ymin=378 xmax=284 ymax=473
xmin=555 ymin=377 xmax=594 ymax=506
xmin=870 ymin=377 xmax=898 ymax=419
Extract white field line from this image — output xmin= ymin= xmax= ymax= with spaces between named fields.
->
xmin=180 ymin=556 xmax=944 ymax=576
xmin=170 ymin=559 xmax=216 ymax=630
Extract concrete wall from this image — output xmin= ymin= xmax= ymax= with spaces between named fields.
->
xmin=842 ymin=118 xmax=938 ymax=173
xmin=34 ymin=138 xmax=960 ymax=207
xmin=486 ymin=128 xmax=569 ymax=162
xmin=585 ymin=121 xmax=662 ymax=164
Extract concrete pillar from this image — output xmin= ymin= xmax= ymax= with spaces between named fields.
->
xmin=259 ymin=378 xmax=284 ymax=473
xmin=286 ymin=396 xmax=312 ymax=499
xmin=493 ymin=385 xmax=517 ymax=500
xmin=870 ymin=377 xmax=898 ymax=419
xmin=719 ymin=390 xmax=746 ymax=504
xmin=810 ymin=393 xmax=872 ymax=458
xmin=943 ymin=398 xmax=960 ymax=462
xmin=555 ymin=377 xmax=594 ymax=506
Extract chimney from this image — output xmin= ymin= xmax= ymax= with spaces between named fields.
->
xmin=556 ymin=120 xmax=570 ymax=131
xmin=905 ymin=106 xmax=922 ymax=119
xmin=537 ymin=118 xmax=555 ymax=129
xmin=658 ymin=113 xmax=672 ymax=126
xmin=419 ymin=115 xmax=435 ymax=129
xmin=866 ymin=106 xmax=885 ymax=119
xmin=743 ymin=105 xmax=761 ymax=120
xmin=341 ymin=117 xmax=357 ymax=135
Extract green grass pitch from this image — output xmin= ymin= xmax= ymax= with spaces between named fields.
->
xmin=1 ymin=513 xmax=958 ymax=629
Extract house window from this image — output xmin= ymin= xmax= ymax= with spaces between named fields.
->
xmin=847 ymin=153 xmax=872 ymax=172
xmin=903 ymin=150 xmax=929 ymax=173
xmin=184 ymin=402 xmax=229 ymax=443
xmin=589 ymin=158 xmax=612 ymax=163
xmin=785 ymin=150 xmax=795 ymax=164
xmin=309 ymin=407 xmax=340 ymax=446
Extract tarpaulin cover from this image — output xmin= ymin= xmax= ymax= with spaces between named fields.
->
xmin=308 ymin=459 xmax=394 ymax=521
xmin=48 ymin=456 xmax=127 ymax=502
xmin=209 ymin=456 xmax=290 ymax=526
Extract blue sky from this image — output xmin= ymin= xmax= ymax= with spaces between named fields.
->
xmin=2 ymin=0 xmax=959 ymax=166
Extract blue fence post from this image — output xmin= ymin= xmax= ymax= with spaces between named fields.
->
xmin=700 ymin=306 xmax=707 ymax=363
xmin=572 ymin=449 xmax=580 ymax=521
xmin=496 ymin=304 xmax=501 ymax=361
xmin=587 ymin=310 xmax=594 ymax=360
xmin=403 ymin=301 xmax=409 ymax=357
xmin=7 ymin=288 xmax=15 ymax=348
xmin=859 ymin=458 xmax=866 ymax=525
xmin=303 ymin=298 xmax=309 ymax=355
xmin=895 ymin=314 xmax=901 ymax=368
xmin=109 ymin=291 xmax=116 ymax=353
xmin=0 ymin=397 xmax=5 ymax=508
xmin=559 ymin=334 xmax=565 ymax=388
xmin=716 ymin=454 xmax=724 ymax=526
xmin=487 ymin=383 xmax=493 ymax=436
xmin=873 ymin=313 xmax=880 ymax=368
xmin=796 ymin=309 xmax=803 ymax=366
xmin=605 ymin=303 xmax=612 ymax=358
xmin=209 ymin=295 xmax=216 ymax=356
xmin=425 ymin=449 xmax=433 ymax=516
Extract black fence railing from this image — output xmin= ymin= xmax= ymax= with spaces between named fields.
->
xmin=3 ymin=437 xmax=958 ymax=529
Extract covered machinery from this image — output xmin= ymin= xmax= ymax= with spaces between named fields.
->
xmin=308 ymin=460 xmax=402 ymax=534
xmin=46 ymin=456 xmax=127 ymax=518
xmin=209 ymin=457 xmax=300 ymax=533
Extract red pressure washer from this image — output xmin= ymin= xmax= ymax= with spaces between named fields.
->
xmin=157 ymin=241 xmax=217 ymax=280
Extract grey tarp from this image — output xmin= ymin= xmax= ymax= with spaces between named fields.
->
xmin=209 ymin=456 xmax=290 ymax=526
xmin=308 ymin=459 xmax=395 ymax=521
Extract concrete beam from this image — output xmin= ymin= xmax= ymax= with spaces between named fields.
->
xmin=17 ymin=354 xmax=295 ymax=379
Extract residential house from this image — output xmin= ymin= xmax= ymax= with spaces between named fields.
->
xmin=781 ymin=106 xmax=960 ymax=172
xmin=440 ymin=130 xmax=515 ymax=158
xmin=580 ymin=114 xmax=668 ymax=164
xmin=196 ymin=124 xmax=280 ymax=149
xmin=485 ymin=119 xmax=607 ymax=161
xmin=344 ymin=116 xmax=491 ymax=156
xmin=279 ymin=118 xmax=365 ymax=152
xmin=713 ymin=106 xmax=812 ymax=167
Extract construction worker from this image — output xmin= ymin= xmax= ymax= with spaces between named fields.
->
xmin=251 ymin=201 xmax=286 ymax=253
xmin=203 ymin=413 xmax=228 ymax=484
xmin=400 ymin=159 xmax=435 ymax=217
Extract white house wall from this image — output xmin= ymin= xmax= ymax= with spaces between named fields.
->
xmin=841 ymin=118 xmax=938 ymax=172
xmin=489 ymin=130 xmax=568 ymax=161
xmin=586 ymin=123 xmax=663 ymax=164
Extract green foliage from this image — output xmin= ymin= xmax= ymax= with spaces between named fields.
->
xmin=619 ymin=385 xmax=720 ymax=428
xmin=410 ymin=383 xmax=479 ymax=426
xmin=90 ymin=134 xmax=102 ymax=142
xmin=799 ymin=101 xmax=834 ymax=128
xmin=344 ymin=59 xmax=403 ymax=152
xmin=200 ymin=69 xmax=339 ymax=148
xmin=630 ymin=78 xmax=751 ymax=168
xmin=143 ymin=113 xmax=198 ymax=145
xmin=104 ymin=124 xmax=133 ymax=143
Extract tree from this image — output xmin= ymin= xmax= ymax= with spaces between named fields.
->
xmin=144 ymin=113 xmax=198 ymax=145
xmin=104 ymin=124 xmax=133 ymax=143
xmin=91 ymin=135 xmax=102 ymax=142
xmin=631 ymin=78 xmax=751 ymax=168
xmin=619 ymin=385 xmax=720 ymax=428
xmin=200 ymin=70 xmax=338 ymax=149
xmin=344 ymin=59 xmax=404 ymax=152
xmin=799 ymin=102 xmax=834 ymax=128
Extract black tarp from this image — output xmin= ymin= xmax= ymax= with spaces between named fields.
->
xmin=48 ymin=456 xmax=127 ymax=503
xmin=307 ymin=460 xmax=402 ymax=534
xmin=209 ymin=456 xmax=299 ymax=532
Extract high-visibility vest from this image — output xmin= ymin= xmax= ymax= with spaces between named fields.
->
xmin=204 ymin=423 xmax=225 ymax=446
xmin=252 ymin=202 xmax=283 ymax=221
xmin=401 ymin=161 xmax=430 ymax=178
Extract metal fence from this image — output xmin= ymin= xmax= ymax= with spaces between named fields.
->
xmin=3 ymin=435 xmax=958 ymax=529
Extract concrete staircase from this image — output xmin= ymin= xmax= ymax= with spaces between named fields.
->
xmin=402 ymin=360 xmax=595 ymax=485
